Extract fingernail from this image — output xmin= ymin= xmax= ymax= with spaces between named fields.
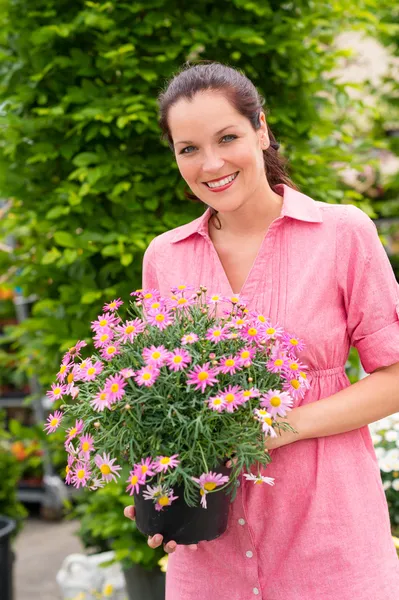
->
xmin=168 ymin=542 xmax=176 ymax=550
xmin=154 ymin=535 xmax=162 ymax=544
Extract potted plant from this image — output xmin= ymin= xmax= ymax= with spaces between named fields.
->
xmin=44 ymin=285 xmax=308 ymax=545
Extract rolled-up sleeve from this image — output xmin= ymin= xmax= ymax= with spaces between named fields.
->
xmin=337 ymin=204 xmax=399 ymax=373
xmin=142 ymin=238 xmax=159 ymax=290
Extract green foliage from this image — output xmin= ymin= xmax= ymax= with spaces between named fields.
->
xmin=0 ymin=0 xmax=388 ymax=389
xmin=0 ymin=411 xmax=28 ymax=536
xmin=69 ymin=471 xmax=164 ymax=571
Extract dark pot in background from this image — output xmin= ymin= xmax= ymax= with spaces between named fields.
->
xmin=123 ymin=564 xmax=165 ymax=600
xmin=134 ymin=466 xmax=231 ymax=545
xmin=0 ymin=516 xmax=16 ymax=600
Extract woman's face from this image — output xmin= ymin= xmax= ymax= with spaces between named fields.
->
xmin=168 ymin=91 xmax=269 ymax=215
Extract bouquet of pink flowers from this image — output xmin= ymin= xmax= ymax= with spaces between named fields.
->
xmin=45 ymin=285 xmax=309 ymax=543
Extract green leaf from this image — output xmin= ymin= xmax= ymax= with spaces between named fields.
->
xmin=53 ymin=231 xmax=76 ymax=248
xmin=81 ymin=291 xmax=103 ymax=304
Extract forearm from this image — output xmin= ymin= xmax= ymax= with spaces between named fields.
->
xmin=289 ymin=362 xmax=399 ymax=441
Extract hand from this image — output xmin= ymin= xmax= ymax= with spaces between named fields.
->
xmin=123 ymin=506 xmax=198 ymax=554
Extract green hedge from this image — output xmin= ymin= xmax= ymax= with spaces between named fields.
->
xmin=0 ymin=0 xmax=385 ymax=386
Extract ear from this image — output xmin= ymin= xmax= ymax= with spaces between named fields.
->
xmin=257 ymin=112 xmax=270 ymax=149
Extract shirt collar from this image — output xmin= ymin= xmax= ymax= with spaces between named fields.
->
xmin=171 ymin=183 xmax=323 ymax=244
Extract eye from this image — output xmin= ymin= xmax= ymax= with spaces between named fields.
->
xmin=220 ymin=134 xmax=237 ymax=143
xmin=179 ymin=145 xmax=196 ymax=155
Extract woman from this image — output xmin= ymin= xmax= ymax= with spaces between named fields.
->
xmin=124 ymin=62 xmax=399 ymax=599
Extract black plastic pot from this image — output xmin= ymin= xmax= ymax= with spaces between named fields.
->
xmin=134 ymin=466 xmax=231 ymax=545
xmin=0 ymin=516 xmax=16 ymax=600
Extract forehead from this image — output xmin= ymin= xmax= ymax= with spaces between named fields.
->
xmin=168 ymin=91 xmax=248 ymax=141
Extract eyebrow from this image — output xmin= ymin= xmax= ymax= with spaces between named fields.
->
xmin=174 ymin=125 xmax=235 ymax=146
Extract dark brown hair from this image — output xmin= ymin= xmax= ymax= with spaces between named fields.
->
xmin=158 ymin=62 xmax=298 ymax=227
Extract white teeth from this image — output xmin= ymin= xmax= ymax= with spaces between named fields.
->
xmin=206 ymin=172 xmax=238 ymax=189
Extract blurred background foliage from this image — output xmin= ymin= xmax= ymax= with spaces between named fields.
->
xmin=0 ymin=0 xmax=398 ymax=389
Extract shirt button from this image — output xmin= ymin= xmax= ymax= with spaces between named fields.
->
xmin=246 ymin=550 xmax=253 ymax=558
xmin=238 ymin=518 xmax=246 ymax=526
xmin=236 ymin=480 xmax=241 ymax=487
xmin=253 ymin=588 xmax=259 ymax=595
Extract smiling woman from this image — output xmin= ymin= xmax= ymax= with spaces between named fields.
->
xmin=123 ymin=62 xmax=399 ymax=600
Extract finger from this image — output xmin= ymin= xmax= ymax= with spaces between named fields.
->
xmin=188 ymin=544 xmax=198 ymax=551
xmin=148 ymin=534 xmax=163 ymax=549
xmin=226 ymin=460 xmax=232 ymax=468
xmin=123 ymin=506 xmax=135 ymax=520
xmin=164 ymin=541 xmax=177 ymax=553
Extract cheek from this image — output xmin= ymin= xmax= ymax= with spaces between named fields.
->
xmin=176 ymin=158 xmax=198 ymax=184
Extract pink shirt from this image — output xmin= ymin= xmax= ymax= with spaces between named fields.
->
xmin=142 ymin=184 xmax=399 ymax=600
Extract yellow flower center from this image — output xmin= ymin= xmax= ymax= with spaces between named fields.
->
xmin=130 ymin=474 xmax=139 ymax=485
xmin=291 ymin=379 xmax=300 ymax=389
xmin=155 ymin=314 xmax=165 ymax=322
xmin=211 ymin=295 xmax=220 ymax=301
xmin=177 ymin=298 xmax=188 ymax=305
xmin=198 ymin=372 xmax=209 ymax=381
xmin=144 ymin=293 xmax=153 ymax=299
xmin=143 ymin=373 xmax=151 ymax=380
xmin=274 ymin=359 xmax=283 ymax=366
xmin=59 ymin=365 xmax=67 ymax=374
xmin=152 ymin=351 xmax=161 ymax=359
xmin=158 ymin=495 xmax=170 ymax=507
xmin=77 ymin=469 xmax=85 ymax=479
xmin=204 ymin=482 xmax=217 ymax=491
xmin=178 ymin=285 xmax=186 ymax=290
xmin=151 ymin=302 xmax=160 ymax=309
xmin=236 ymin=319 xmax=245 ymax=325
xmin=213 ymin=398 xmax=222 ymax=405
xmin=393 ymin=471 xmax=399 ymax=478
xmin=230 ymin=296 xmax=239 ymax=303
xmin=66 ymin=465 xmax=70 ymax=475
xmin=173 ymin=356 xmax=182 ymax=363
xmin=125 ymin=325 xmax=135 ymax=334
xmin=266 ymin=327 xmax=275 ymax=334
xmin=79 ymin=362 xmax=87 ymax=370
xmin=225 ymin=359 xmax=235 ymax=367
xmin=103 ymin=584 xmax=114 ymax=597
xmin=82 ymin=442 xmax=90 ymax=452
xmin=106 ymin=346 xmax=116 ymax=354
xmin=258 ymin=409 xmax=268 ymax=416
xmin=111 ymin=383 xmax=119 ymax=393
xmin=50 ymin=418 xmax=58 ymax=427
xmin=248 ymin=328 xmax=258 ymax=337
xmin=212 ymin=330 xmax=221 ymax=337
xmin=270 ymin=396 xmax=281 ymax=407
xmin=69 ymin=427 xmax=77 ymax=438
xmin=100 ymin=464 xmax=111 ymax=475
xmin=141 ymin=465 xmax=148 ymax=474
xmin=258 ymin=315 xmax=266 ymax=323
xmin=255 ymin=479 xmax=264 ymax=485
xmin=241 ymin=351 xmax=250 ymax=359
xmin=300 ymin=371 xmax=307 ymax=379
xmin=53 ymin=387 xmax=61 ymax=395
xmin=290 ymin=338 xmax=299 ymax=346
xmin=87 ymin=367 xmax=96 ymax=375
xmin=264 ymin=417 xmax=273 ymax=426
xmin=100 ymin=334 xmax=109 ymax=342
xmin=186 ymin=335 xmax=193 ymax=341
xmin=99 ymin=393 xmax=107 ymax=401
xmin=160 ymin=457 xmax=170 ymax=465
xmin=109 ymin=302 xmax=116 ymax=309
xmin=243 ymin=390 xmax=251 ymax=397
xmin=290 ymin=363 xmax=299 ymax=371
xmin=225 ymin=393 xmax=235 ymax=403
xmin=99 ymin=319 xmax=107 ymax=327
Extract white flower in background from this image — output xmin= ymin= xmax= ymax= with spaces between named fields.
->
xmin=371 ymin=433 xmax=383 ymax=445
xmin=385 ymin=430 xmax=399 ymax=442
xmin=383 ymin=480 xmax=392 ymax=491
xmin=394 ymin=423 xmax=399 ymax=432
xmin=392 ymin=479 xmax=399 ymax=492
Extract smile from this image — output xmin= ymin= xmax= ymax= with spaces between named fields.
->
xmin=203 ymin=172 xmax=239 ymax=190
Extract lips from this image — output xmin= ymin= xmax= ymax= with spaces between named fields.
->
xmin=202 ymin=172 xmax=239 ymax=193
xmin=204 ymin=172 xmax=238 ymax=184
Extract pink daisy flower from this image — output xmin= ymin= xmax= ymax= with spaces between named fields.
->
xmin=120 ymin=367 xmax=135 ymax=379
xmin=144 ymin=297 xmax=170 ymax=312
xmin=260 ymin=322 xmax=284 ymax=341
xmin=221 ymin=385 xmax=245 ymax=413
xmin=282 ymin=378 xmax=307 ymax=401
xmin=187 ymin=362 xmax=218 ymax=393
xmin=192 ymin=471 xmax=230 ymax=509
xmin=166 ymin=348 xmax=191 ymax=372
xmin=104 ymin=374 xmax=126 ymax=403
xmin=56 ymin=362 xmax=72 ymax=383
xmin=100 ymin=342 xmax=121 ymax=362
xmin=79 ymin=434 xmax=95 ymax=460
xmin=65 ymin=382 xmax=79 ymax=399
xmin=89 ymin=478 xmax=105 ymax=491
xmin=146 ymin=308 xmax=174 ymax=330
xmin=207 ymin=395 xmax=226 ymax=412
xmin=142 ymin=484 xmax=179 ymax=511
xmin=91 ymin=388 xmax=111 ymax=412
xmin=65 ymin=454 xmax=75 ymax=485
xmin=181 ymin=332 xmax=199 ymax=345
xmin=72 ymin=360 xmax=90 ymax=382
xmin=225 ymin=294 xmax=241 ymax=305
xmin=65 ymin=419 xmax=84 ymax=446
xmin=282 ymin=359 xmax=308 ymax=379
xmin=266 ymin=348 xmax=289 ymax=374
xmin=126 ymin=470 xmax=143 ymax=496
xmin=298 ymin=370 xmax=311 ymax=390
xmin=134 ymin=365 xmax=160 ymax=387
xmin=170 ymin=284 xmax=195 ymax=295
xmin=236 ymin=346 xmax=256 ymax=367
xmin=242 ymin=324 xmax=262 ymax=343
xmin=115 ymin=318 xmax=145 ymax=343
xmin=207 ymin=293 xmax=223 ymax=304
xmin=230 ymin=315 xmax=249 ymax=329
xmin=218 ymin=355 xmax=240 ymax=375
xmin=253 ymin=408 xmax=277 ymax=436
xmin=91 ymin=312 xmax=119 ymax=334
xmin=46 ymin=383 xmax=67 ymax=402
xmin=243 ymin=473 xmax=275 ymax=486
xmin=142 ymin=483 xmax=165 ymax=500
xmin=142 ymin=345 xmax=169 ymax=368
xmin=43 ymin=411 xmax=63 ymax=434
xmin=103 ymin=298 xmax=123 ymax=312
xmin=72 ymin=461 xmax=91 ymax=489
xmin=281 ymin=332 xmax=306 ymax=356
xmin=95 ymin=452 xmax=122 ymax=483
xmin=205 ymin=325 xmax=229 ymax=344
xmin=242 ymin=387 xmax=260 ymax=401
xmin=154 ymin=454 xmax=180 ymax=473
xmin=82 ymin=360 xmax=104 ymax=382
xmin=260 ymin=390 xmax=294 ymax=418
xmin=155 ymin=490 xmax=179 ymax=512
xmin=134 ymin=457 xmax=156 ymax=481
xmin=140 ymin=288 xmax=161 ymax=302
xmin=250 ymin=311 xmax=268 ymax=325
xmin=63 ymin=340 xmax=87 ymax=363
xmin=93 ymin=330 xmax=114 ymax=349
xmin=170 ymin=295 xmax=195 ymax=310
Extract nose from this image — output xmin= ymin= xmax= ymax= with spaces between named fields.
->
xmin=201 ymin=148 xmax=225 ymax=175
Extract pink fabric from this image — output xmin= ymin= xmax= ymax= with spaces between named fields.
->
xmin=142 ymin=184 xmax=399 ymax=599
